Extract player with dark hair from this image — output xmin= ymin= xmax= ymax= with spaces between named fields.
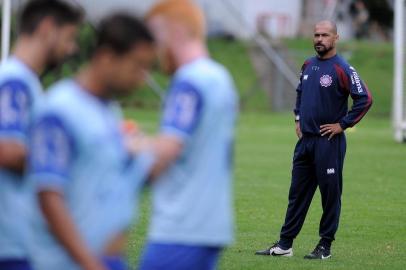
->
xmin=19 ymin=0 xmax=83 ymax=33
xmin=18 ymin=0 xmax=84 ymax=71
xmin=27 ymin=13 xmax=155 ymax=270
xmin=255 ymin=20 xmax=372 ymax=260
xmin=0 ymin=1 xmax=83 ymax=269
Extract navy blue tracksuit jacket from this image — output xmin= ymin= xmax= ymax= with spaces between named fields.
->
xmin=278 ymin=54 xmax=372 ymax=249
xmin=295 ymin=54 xmax=372 ymax=134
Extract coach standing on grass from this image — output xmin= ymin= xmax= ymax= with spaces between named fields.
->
xmin=256 ymin=20 xmax=372 ymax=260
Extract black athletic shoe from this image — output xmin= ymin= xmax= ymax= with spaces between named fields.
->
xmin=255 ymin=242 xmax=293 ymax=257
xmin=304 ymin=244 xmax=331 ymax=260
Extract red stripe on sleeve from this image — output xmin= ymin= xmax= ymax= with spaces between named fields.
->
xmin=334 ymin=64 xmax=350 ymax=93
xmin=302 ymin=60 xmax=311 ymax=71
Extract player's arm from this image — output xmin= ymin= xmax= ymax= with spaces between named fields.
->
xmin=338 ymin=66 xmax=373 ymax=130
xmin=126 ymin=134 xmax=182 ymax=180
xmin=146 ymin=81 xmax=203 ymax=180
xmin=0 ymin=80 xmax=31 ymax=173
xmin=39 ymin=191 xmax=106 ymax=270
xmin=0 ymin=142 xmax=25 ymax=173
xmin=28 ymin=114 xmax=106 ymax=270
xmin=148 ymin=135 xmax=182 ymax=179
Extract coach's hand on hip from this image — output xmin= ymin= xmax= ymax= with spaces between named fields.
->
xmin=320 ymin=123 xmax=343 ymax=140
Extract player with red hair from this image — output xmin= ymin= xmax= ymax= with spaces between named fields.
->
xmin=138 ymin=1 xmax=238 ymax=269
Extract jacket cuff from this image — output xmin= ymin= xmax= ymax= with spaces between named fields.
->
xmin=339 ymin=120 xmax=350 ymax=130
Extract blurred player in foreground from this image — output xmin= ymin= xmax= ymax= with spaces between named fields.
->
xmin=137 ymin=0 xmax=239 ymax=269
xmin=0 ymin=0 xmax=82 ymax=269
xmin=27 ymin=14 xmax=155 ymax=270
xmin=256 ymin=20 xmax=372 ymax=260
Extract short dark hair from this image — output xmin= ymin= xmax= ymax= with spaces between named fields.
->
xmin=95 ymin=13 xmax=154 ymax=55
xmin=19 ymin=0 xmax=83 ymax=34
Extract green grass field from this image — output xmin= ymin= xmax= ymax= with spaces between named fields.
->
xmin=2 ymin=17 xmax=400 ymax=268
xmin=122 ymin=37 xmax=405 ymax=269
xmin=125 ymin=109 xmax=406 ymax=270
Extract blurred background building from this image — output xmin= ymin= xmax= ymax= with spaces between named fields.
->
xmin=3 ymin=0 xmax=403 ymax=117
xmin=8 ymin=0 xmax=394 ymax=40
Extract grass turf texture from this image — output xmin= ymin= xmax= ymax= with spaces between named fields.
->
xmin=124 ymin=37 xmax=402 ymax=270
xmin=125 ymin=109 xmax=406 ymax=270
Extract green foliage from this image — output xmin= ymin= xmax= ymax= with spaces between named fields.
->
xmin=38 ymin=23 xmax=395 ymax=117
xmin=208 ymin=38 xmax=269 ymax=111
xmin=123 ymin=38 xmax=269 ymax=111
xmin=124 ymin=38 xmax=396 ymax=116
xmin=125 ymin=109 xmax=406 ymax=270
xmin=39 ymin=35 xmax=268 ymax=110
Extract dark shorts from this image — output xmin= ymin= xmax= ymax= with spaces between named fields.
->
xmin=101 ymin=256 xmax=127 ymax=270
xmin=0 ymin=259 xmax=32 ymax=270
xmin=138 ymin=242 xmax=222 ymax=270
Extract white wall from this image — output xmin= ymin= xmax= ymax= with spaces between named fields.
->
xmin=75 ymin=0 xmax=155 ymax=21
xmin=10 ymin=0 xmax=302 ymax=39
xmin=242 ymin=0 xmax=302 ymax=38
xmin=76 ymin=0 xmax=302 ymax=39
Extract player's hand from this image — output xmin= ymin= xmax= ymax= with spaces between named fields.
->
xmin=320 ymin=123 xmax=343 ymax=140
xmin=121 ymin=119 xmax=153 ymax=154
xmin=122 ymin=119 xmax=141 ymax=137
xmin=126 ymin=134 xmax=154 ymax=154
xmin=295 ymin=121 xmax=302 ymax=139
